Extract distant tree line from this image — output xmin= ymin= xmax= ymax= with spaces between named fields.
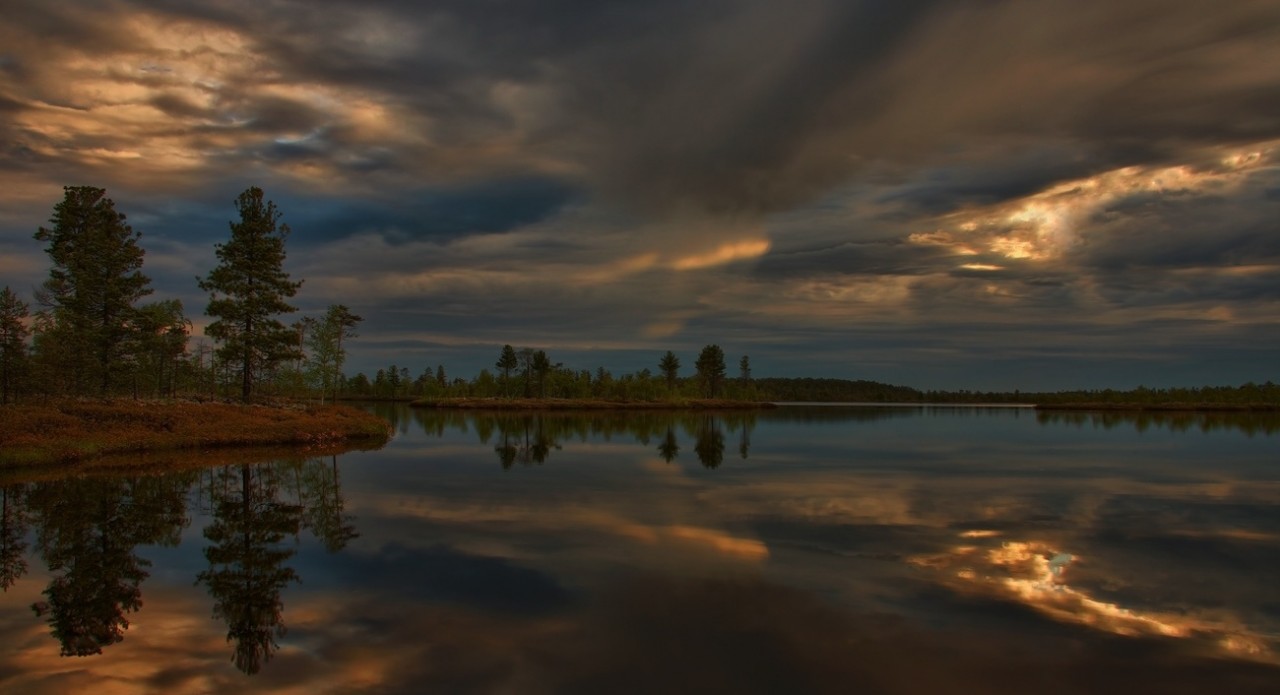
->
xmin=264 ymin=338 xmax=1280 ymax=408
xmin=751 ymin=377 xmax=922 ymax=403
xmin=921 ymin=383 xmax=1280 ymax=408
xmin=339 ymin=343 xmax=758 ymax=402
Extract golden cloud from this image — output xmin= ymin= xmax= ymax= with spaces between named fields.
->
xmin=670 ymin=239 xmax=771 ymax=270
xmin=912 ymin=142 xmax=1277 ymax=263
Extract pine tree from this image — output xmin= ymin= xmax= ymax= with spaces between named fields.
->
xmin=695 ymin=344 xmax=726 ymax=398
xmin=496 ymin=345 xmax=518 ymax=398
xmin=531 ymin=350 xmax=552 ymax=398
xmin=199 ymin=187 xmax=302 ymax=402
xmin=659 ymin=350 xmax=681 ymax=394
xmin=33 ymin=186 xmax=152 ymax=395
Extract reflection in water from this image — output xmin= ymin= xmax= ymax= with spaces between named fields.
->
xmin=694 ymin=416 xmax=725 ymax=469
xmin=493 ymin=415 xmax=558 ymax=468
xmin=29 ymin=474 xmax=192 ymax=656
xmin=381 ymin=403 xmax=1280 ymax=442
xmin=3 ymin=405 xmax=1279 ymax=692
xmin=197 ymin=464 xmax=303 ymax=675
xmin=657 ymin=427 xmax=679 ymax=463
xmin=195 ymin=456 xmax=359 ymax=674
xmin=0 ymin=455 xmax=355 ymax=675
xmin=911 ymin=533 xmax=1275 ymax=662
xmin=423 ymin=410 xmax=762 ymax=469
xmin=299 ymin=455 xmax=359 ymax=552
xmin=1036 ymin=408 xmax=1280 ymax=435
xmin=0 ymin=485 xmax=29 ymax=590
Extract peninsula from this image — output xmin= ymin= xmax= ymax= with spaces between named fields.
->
xmin=0 ymin=401 xmax=391 ymax=468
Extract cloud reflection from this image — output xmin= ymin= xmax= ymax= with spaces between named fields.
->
xmin=910 ymin=535 xmax=1275 ymax=662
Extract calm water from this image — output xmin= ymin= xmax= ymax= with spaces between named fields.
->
xmin=1 ymin=405 xmax=1278 ymax=694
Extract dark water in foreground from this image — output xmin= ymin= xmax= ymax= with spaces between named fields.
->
xmin=1 ymin=404 xmax=1278 ymax=694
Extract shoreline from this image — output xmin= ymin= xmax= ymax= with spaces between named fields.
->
xmin=405 ymin=397 xmax=1278 ymax=413
xmin=409 ymin=397 xmax=777 ymax=411
xmin=1032 ymin=403 xmax=1279 ymax=412
xmin=0 ymin=400 xmax=392 ymax=468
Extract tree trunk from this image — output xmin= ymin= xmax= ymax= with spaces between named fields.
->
xmin=242 ymin=317 xmax=253 ymax=403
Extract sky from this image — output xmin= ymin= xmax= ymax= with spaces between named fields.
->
xmin=1 ymin=0 xmax=1278 ymax=391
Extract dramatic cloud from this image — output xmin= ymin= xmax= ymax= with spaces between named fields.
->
xmin=1 ymin=0 xmax=1278 ymax=388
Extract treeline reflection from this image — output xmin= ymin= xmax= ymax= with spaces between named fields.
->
xmin=384 ymin=411 xmax=757 ymax=469
xmin=373 ymin=401 xmax=1274 ymax=450
xmin=1035 ymin=409 xmax=1280 ymax=435
xmin=1 ymin=455 xmax=355 ymax=675
xmin=383 ymin=406 xmax=1279 ymax=469
xmin=484 ymin=412 xmax=754 ymax=469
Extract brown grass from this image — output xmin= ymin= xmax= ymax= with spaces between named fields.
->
xmin=0 ymin=400 xmax=391 ymax=467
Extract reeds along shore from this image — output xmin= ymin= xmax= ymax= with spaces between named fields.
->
xmin=0 ymin=400 xmax=391 ymax=467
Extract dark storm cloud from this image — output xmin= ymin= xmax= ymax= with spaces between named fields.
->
xmin=5 ymin=0 xmax=1279 ymax=212
xmin=1079 ymin=181 xmax=1280 ymax=274
xmin=754 ymin=239 xmax=953 ymax=279
xmin=112 ymin=176 xmax=577 ymax=252
xmin=285 ymin=177 xmax=579 ymax=243
xmin=146 ymin=92 xmax=207 ymax=120
xmin=0 ymin=2 xmax=134 ymax=56
xmin=240 ymin=96 xmax=329 ymax=135
xmin=877 ymin=149 xmax=1106 ymax=215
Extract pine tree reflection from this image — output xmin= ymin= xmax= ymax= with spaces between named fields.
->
xmin=494 ymin=415 xmax=558 ymax=468
xmin=28 ymin=475 xmax=191 ymax=656
xmin=497 ymin=440 xmax=519 ymax=469
xmin=657 ymin=427 xmax=680 ymax=462
xmin=737 ymin=417 xmax=754 ymax=459
xmin=694 ymin=417 xmax=725 ymax=469
xmin=197 ymin=464 xmax=303 ymax=675
xmin=0 ymin=484 xmax=30 ymax=591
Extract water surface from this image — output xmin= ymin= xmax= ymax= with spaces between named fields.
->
xmin=1 ymin=405 xmax=1278 ymax=693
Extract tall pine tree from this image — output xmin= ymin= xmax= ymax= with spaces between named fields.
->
xmin=659 ymin=350 xmax=681 ymax=394
xmin=695 ymin=344 xmax=726 ymax=398
xmin=199 ymin=187 xmax=302 ymax=402
xmin=496 ymin=344 xmax=518 ymax=398
xmin=33 ymin=187 xmax=152 ymax=395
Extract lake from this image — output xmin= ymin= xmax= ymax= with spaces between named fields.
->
xmin=1 ymin=404 xmax=1278 ymax=693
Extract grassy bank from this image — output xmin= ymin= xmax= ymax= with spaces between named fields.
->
xmin=410 ymin=397 xmax=776 ymax=410
xmin=0 ymin=400 xmax=391 ymax=467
